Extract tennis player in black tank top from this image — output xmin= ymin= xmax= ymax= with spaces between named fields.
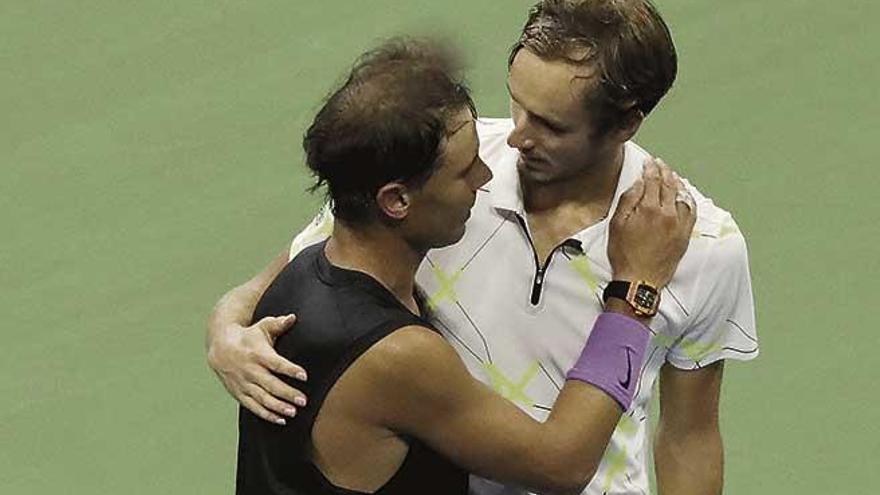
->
xmin=236 ymin=39 xmax=695 ymax=495
xmin=238 ymin=241 xmax=467 ymax=494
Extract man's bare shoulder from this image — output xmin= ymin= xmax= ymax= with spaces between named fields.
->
xmin=358 ymin=325 xmax=459 ymax=381
xmin=343 ymin=325 xmax=467 ymax=423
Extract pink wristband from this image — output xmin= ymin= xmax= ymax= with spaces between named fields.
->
xmin=565 ymin=311 xmax=651 ymax=411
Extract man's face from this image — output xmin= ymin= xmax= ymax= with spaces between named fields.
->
xmin=507 ymin=49 xmax=615 ymax=184
xmin=403 ymin=108 xmax=492 ymax=251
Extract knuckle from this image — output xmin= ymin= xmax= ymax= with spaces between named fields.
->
xmin=660 ymin=213 xmax=677 ymax=227
xmin=253 ymin=387 xmax=271 ymax=403
xmin=243 ymin=398 xmax=263 ymax=416
xmin=241 ymin=366 xmax=258 ymax=383
xmin=244 ymin=348 xmax=261 ymax=362
xmin=245 ymin=382 xmax=264 ymax=398
xmin=262 ymin=394 xmax=283 ymax=409
xmin=270 ymin=357 xmax=287 ymax=371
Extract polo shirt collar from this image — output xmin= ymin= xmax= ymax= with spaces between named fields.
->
xmin=606 ymin=142 xmax=646 ymax=218
xmin=488 ymin=141 xmax=646 ymax=221
xmin=487 ymin=149 xmax=525 ymax=213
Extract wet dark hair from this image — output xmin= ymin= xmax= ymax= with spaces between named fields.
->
xmin=303 ymin=38 xmax=476 ymax=224
xmin=509 ymin=0 xmax=677 ymax=134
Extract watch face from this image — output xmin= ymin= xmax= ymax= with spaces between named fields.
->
xmin=634 ymin=287 xmax=657 ymax=309
xmin=633 ymin=284 xmax=658 ymax=314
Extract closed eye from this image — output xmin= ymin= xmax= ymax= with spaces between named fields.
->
xmin=507 ymin=84 xmax=568 ymax=133
xmin=536 ymin=117 xmax=565 ymax=133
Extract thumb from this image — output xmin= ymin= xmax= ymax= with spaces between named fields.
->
xmin=257 ymin=314 xmax=297 ymax=339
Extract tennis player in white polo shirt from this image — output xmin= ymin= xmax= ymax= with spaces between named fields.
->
xmin=207 ymin=1 xmax=757 ymax=494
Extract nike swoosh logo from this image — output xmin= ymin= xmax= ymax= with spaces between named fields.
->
xmin=618 ymin=348 xmax=634 ymax=389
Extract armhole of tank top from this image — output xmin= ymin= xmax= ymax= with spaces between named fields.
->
xmin=307 ymin=317 xmax=427 ymax=437
xmin=304 ymin=318 xmax=429 ymax=494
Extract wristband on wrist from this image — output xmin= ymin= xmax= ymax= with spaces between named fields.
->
xmin=565 ymin=311 xmax=651 ymax=411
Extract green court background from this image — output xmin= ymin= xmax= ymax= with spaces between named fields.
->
xmin=2 ymin=1 xmax=877 ymax=493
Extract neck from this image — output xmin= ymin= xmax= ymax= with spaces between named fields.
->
xmin=522 ymin=144 xmax=625 ymax=214
xmin=324 ymin=221 xmax=423 ymax=313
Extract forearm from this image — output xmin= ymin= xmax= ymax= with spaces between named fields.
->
xmin=212 ymin=281 xmax=262 ymax=326
xmin=205 ymin=249 xmax=289 ymax=350
xmin=490 ymin=309 xmax=652 ymax=493
xmin=528 ymin=302 xmax=650 ymax=484
xmin=521 ymin=383 xmax=622 ymax=493
xmin=654 ymin=425 xmax=724 ymax=495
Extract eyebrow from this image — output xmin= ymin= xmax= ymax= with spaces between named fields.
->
xmin=506 ymin=83 xmax=567 ymax=130
xmin=447 ymin=118 xmax=473 ymax=136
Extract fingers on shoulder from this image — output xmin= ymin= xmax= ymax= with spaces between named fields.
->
xmin=613 ymin=178 xmax=645 ymax=221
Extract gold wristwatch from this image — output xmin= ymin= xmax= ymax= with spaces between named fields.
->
xmin=602 ymin=280 xmax=660 ymax=317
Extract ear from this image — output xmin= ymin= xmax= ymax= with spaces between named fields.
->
xmin=612 ymin=107 xmax=644 ymax=143
xmin=375 ymin=182 xmax=411 ymax=221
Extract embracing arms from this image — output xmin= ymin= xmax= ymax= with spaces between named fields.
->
xmin=330 ymin=159 xmax=696 ymax=493
xmin=206 ymin=159 xmax=696 ymax=492
xmin=206 ymin=248 xmax=307 ymax=424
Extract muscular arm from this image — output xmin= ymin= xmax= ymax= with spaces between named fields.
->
xmin=206 ymin=206 xmax=335 ymax=422
xmin=357 ymin=324 xmax=633 ymax=495
xmin=654 ymin=361 xmax=725 ymax=495
xmin=207 ymin=158 xmax=695 ymax=433
xmin=206 ymin=248 xmax=308 ymax=424
xmin=206 ymin=248 xmax=288 ymax=336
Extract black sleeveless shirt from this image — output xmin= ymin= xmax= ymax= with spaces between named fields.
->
xmin=236 ymin=242 xmax=468 ymax=495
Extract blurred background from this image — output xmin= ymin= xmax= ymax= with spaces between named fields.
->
xmin=2 ymin=1 xmax=877 ymax=493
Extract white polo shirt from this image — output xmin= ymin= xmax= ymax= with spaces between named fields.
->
xmin=289 ymin=118 xmax=758 ymax=495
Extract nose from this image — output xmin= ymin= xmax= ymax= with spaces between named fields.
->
xmin=475 ymin=157 xmax=493 ymax=189
xmin=506 ymin=119 xmax=535 ymax=152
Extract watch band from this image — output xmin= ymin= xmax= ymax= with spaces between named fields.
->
xmin=602 ymin=281 xmax=631 ymax=304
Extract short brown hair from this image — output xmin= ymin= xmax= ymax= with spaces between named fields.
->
xmin=304 ymin=38 xmax=475 ymax=224
xmin=509 ymin=0 xmax=677 ymax=134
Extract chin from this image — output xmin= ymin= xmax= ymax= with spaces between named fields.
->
xmin=517 ymin=157 xmax=558 ymax=183
xmin=518 ymin=166 xmax=559 ymax=185
xmin=435 ymin=223 xmax=468 ymax=249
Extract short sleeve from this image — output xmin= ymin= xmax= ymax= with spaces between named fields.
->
xmin=288 ymin=203 xmax=335 ymax=261
xmin=666 ymin=222 xmax=759 ymax=369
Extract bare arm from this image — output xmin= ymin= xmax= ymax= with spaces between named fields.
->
xmin=206 ymin=205 xmax=336 ymax=422
xmin=208 ymin=158 xmax=693 ymax=432
xmin=206 ymin=248 xmax=288 ymax=334
xmin=356 ymin=323 xmax=631 ymax=495
xmin=205 ymin=248 xmax=308 ymax=425
xmin=346 ymin=159 xmax=695 ymax=494
xmin=655 ymin=361 xmax=725 ymax=495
